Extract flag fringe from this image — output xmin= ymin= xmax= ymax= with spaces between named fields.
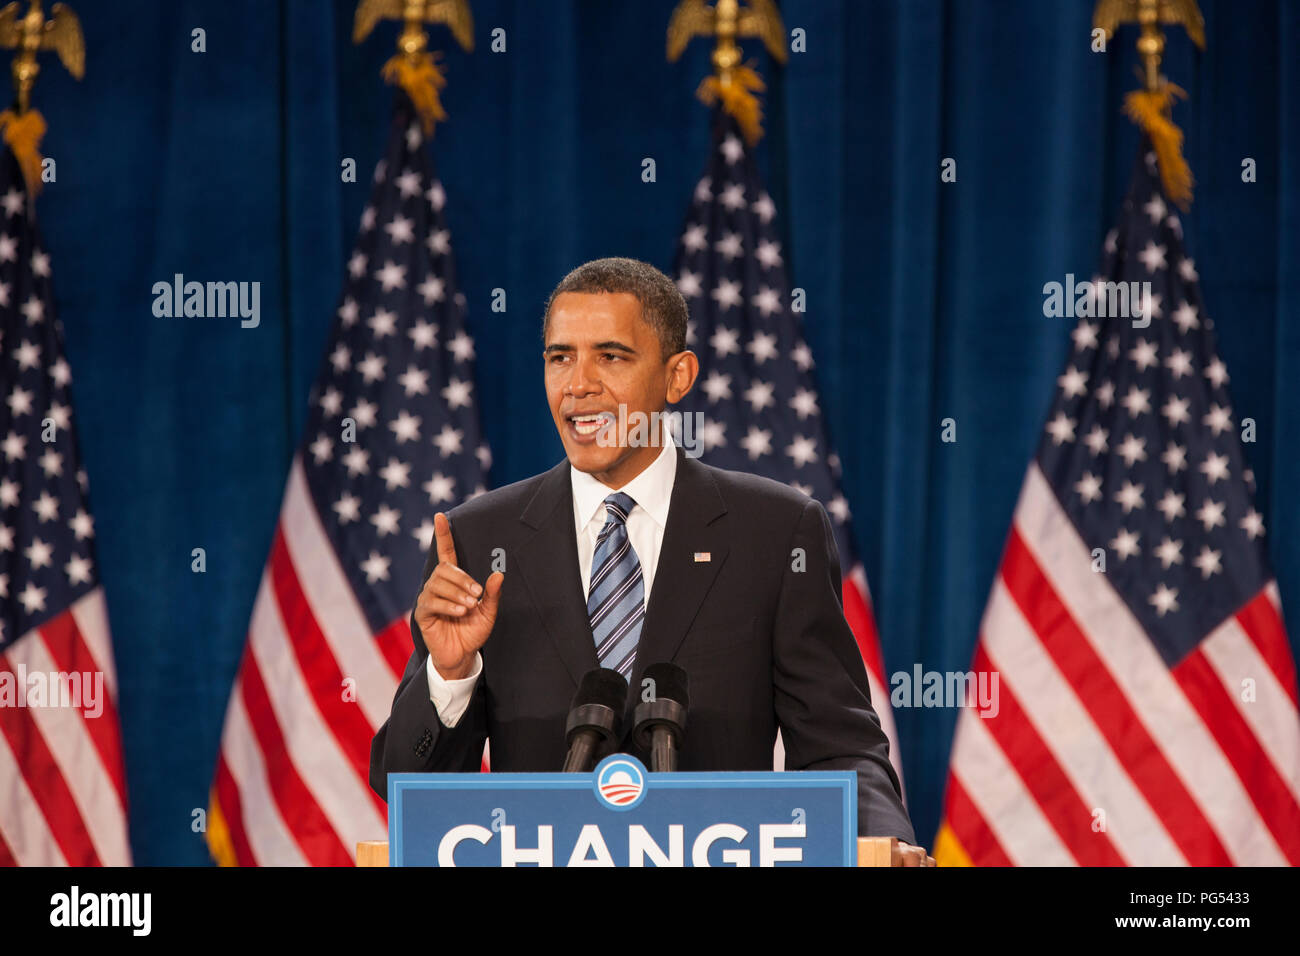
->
xmin=382 ymin=52 xmax=448 ymax=137
xmin=205 ymin=789 xmax=240 ymax=867
xmin=1123 ymin=83 xmax=1194 ymax=209
xmin=697 ymin=64 xmax=766 ymax=145
xmin=932 ymin=821 xmax=971 ymax=867
xmin=0 ymin=109 xmax=46 ymax=195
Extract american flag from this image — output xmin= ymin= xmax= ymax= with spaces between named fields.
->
xmin=935 ymin=146 xmax=1300 ymax=865
xmin=0 ymin=147 xmax=131 ymax=865
xmin=207 ymin=95 xmax=488 ymax=866
xmin=671 ymin=110 xmax=903 ymax=786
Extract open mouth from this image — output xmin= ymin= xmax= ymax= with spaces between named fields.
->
xmin=565 ymin=411 xmax=615 ymax=439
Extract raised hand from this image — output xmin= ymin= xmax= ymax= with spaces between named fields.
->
xmin=414 ymin=512 xmax=504 ymax=680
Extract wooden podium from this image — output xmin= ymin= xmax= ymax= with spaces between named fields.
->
xmin=356 ymin=837 xmax=928 ymax=867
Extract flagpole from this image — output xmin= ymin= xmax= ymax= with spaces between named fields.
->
xmin=667 ymin=0 xmax=787 ymax=145
xmin=353 ymin=0 xmax=475 ymax=137
xmin=1093 ymin=0 xmax=1206 ymax=207
xmin=0 ymin=0 xmax=84 ymax=195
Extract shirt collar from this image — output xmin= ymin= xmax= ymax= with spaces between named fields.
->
xmin=570 ymin=423 xmax=678 ymax=533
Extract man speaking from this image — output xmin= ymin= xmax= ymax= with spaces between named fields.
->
xmin=369 ymin=257 xmax=921 ymax=852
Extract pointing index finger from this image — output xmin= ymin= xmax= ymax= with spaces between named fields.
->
xmin=433 ymin=512 xmax=459 ymax=567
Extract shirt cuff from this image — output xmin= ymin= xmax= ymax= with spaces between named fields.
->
xmin=426 ymin=652 xmax=483 ymax=728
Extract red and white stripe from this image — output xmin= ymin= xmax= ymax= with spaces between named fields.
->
xmin=942 ymin=463 xmax=1300 ymax=865
xmin=0 ymin=589 xmax=131 ymax=866
xmin=212 ymin=458 xmax=400 ymax=865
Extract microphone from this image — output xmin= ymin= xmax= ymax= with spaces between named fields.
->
xmin=633 ymin=663 xmax=689 ymax=773
xmin=562 ymin=668 xmax=629 ymax=772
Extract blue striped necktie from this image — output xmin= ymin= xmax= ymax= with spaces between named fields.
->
xmin=587 ymin=492 xmax=645 ymax=678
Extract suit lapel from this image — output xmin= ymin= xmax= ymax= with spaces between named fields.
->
xmin=625 ymin=448 xmax=729 ymax=728
xmin=514 ymin=459 xmax=599 ymax=688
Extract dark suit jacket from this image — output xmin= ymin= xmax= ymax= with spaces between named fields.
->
xmin=369 ymin=446 xmax=915 ymax=841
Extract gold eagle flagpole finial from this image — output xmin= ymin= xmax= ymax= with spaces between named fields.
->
xmin=667 ymin=0 xmax=787 ymax=144
xmin=354 ymin=0 xmax=474 ymax=137
xmin=1094 ymin=0 xmax=1205 ymax=207
xmin=0 ymin=0 xmax=83 ymax=193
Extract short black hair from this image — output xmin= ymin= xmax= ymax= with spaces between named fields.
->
xmin=542 ymin=257 xmax=688 ymax=360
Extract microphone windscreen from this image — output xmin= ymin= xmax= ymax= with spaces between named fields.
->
xmin=572 ymin=668 xmax=629 ymax=714
xmin=641 ymin=662 xmax=688 ymax=710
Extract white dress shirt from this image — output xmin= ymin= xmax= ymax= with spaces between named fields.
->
xmin=426 ymin=429 xmax=679 ymax=727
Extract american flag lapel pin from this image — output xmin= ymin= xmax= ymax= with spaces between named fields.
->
xmin=694 ymin=552 xmax=711 ymax=563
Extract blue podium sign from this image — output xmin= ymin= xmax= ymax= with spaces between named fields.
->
xmin=388 ymin=755 xmax=856 ymax=867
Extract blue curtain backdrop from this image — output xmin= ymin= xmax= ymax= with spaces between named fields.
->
xmin=26 ymin=0 xmax=1299 ymax=863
